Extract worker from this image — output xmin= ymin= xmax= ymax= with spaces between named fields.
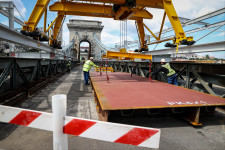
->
xmin=150 ymin=58 xmax=178 ymax=85
xmin=81 ymin=57 xmax=85 ymax=65
xmin=83 ymin=57 xmax=99 ymax=85
xmin=67 ymin=58 xmax=71 ymax=73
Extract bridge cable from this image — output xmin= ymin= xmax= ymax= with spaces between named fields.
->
xmin=13 ymin=4 xmax=25 ymax=22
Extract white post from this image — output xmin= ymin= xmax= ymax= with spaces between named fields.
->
xmin=52 ymin=94 xmax=68 ymax=150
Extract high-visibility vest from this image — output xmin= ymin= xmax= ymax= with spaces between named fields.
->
xmin=162 ymin=63 xmax=176 ymax=76
xmin=67 ymin=61 xmax=71 ymax=66
xmin=83 ymin=60 xmax=97 ymax=72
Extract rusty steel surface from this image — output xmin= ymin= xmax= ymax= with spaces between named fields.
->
xmin=90 ymin=72 xmax=225 ymax=110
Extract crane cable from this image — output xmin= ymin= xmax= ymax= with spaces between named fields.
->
xmin=149 ymin=60 xmax=152 ymax=82
xmin=105 ymin=58 xmax=109 ymax=82
xmin=120 ymin=20 xmax=128 ymax=49
xmin=100 ymin=57 xmax=103 ymax=76
xmin=131 ymin=60 xmax=134 ymax=77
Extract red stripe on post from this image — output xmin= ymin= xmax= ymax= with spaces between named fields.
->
xmin=9 ymin=110 xmax=41 ymax=126
xmin=114 ymin=128 xmax=158 ymax=146
xmin=64 ymin=119 xmax=96 ymax=136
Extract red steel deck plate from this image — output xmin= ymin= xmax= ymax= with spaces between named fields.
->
xmin=90 ymin=72 xmax=225 ymax=110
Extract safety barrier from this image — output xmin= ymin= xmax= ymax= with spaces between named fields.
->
xmin=0 ymin=95 xmax=160 ymax=150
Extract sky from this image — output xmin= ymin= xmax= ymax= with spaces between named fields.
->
xmin=0 ymin=0 xmax=225 ymax=58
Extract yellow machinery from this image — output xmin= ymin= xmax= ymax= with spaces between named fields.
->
xmin=21 ymin=0 xmax=195 ymax=52
xmin=106 ymin=51 xmax=152 ymax=60
xmin=95 ymin=67 xmax=114 ymax=72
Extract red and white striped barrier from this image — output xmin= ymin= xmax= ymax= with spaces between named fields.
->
xmin=0 ymin=95 xmax=160 ymax=149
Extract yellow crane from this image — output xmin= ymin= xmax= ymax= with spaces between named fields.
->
xmin=21 ymin=0 xmax=195 ymax=55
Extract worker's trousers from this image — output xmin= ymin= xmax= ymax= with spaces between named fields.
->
xmin=167 ymin=74 xmax=178 ymax=86
xmin=83 ymin=71 xmax=90 ymax=84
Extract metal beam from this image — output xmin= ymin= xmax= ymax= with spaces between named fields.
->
xmin=0 ymin=1 xmax=14 ymax=8
xmin=184 ymin=7 xmax=225 ymax=26
xmin=0 ymin=24 xmax=67 ymax=56
xmin=0 ymin=9 xmax=24 ymax=26
xmin=123 ymin=6 xmax=224 ymax=47
xmin=197 ymin=73 xmax=225 ymax=87
xmin=178 ymin=17 xmax=209 ymax=26
xmin=144 ymin=41 xmax=225 ymax=55
xmin=191 ymin=68 xmax=216 ymax=96
xmin=0 ymin=63 xmax=13 ymax=88
xmin=147 ymin=20 xmax=225 ymax=45
xmin=150 ymin=7 xmax=225 ymax=38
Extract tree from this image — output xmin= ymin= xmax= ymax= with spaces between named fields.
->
xmin=206 ymin=55 xmax=210 ymax=60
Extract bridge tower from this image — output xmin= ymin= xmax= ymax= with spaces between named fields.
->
xmin=67 ymin=20 xmax=104 ymax=60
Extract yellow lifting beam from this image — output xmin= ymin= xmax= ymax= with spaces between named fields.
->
xmin=102 ymin=54 xmax=122 ymax=60
xmin=106 ymin=51 xmax=152 ymax=60
xmin=95 ymin=67 xmax=114 ymax=72
xmin=22 ymin=0 xmax=50 ymax=32
xmin=49 ymin=2 xmax=153 ymax=20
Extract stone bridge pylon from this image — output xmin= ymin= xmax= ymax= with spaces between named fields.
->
xmin=67 ymin=20 xmax=104 ymax=60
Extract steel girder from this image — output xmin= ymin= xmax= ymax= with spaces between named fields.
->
xmin=147 ymin=20 xmax=225 ymax=45
xmin=0 ymin=7 xmax=24 ymax=26
xmin=0 ymin=57 xmax=77 ymax=96
xmin=144 ymin=41 xmax=225 ymax=55
xmin=0 ymin=24 xmax=75 ymax=58
xmin=148 ymin=7 xmax=225 ymax=39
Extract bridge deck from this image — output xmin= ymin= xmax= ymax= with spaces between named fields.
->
xmin=90 ymin=72 xmax=225 ymax=125
xmin=91 ymin=72 xmax=225 ymax=110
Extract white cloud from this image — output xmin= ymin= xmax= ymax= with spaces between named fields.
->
xmin=2 ymin=20 xmax=8 ymax=26
xmin=62 ymin=20 xmax=70 ymax=46
xmin=213 ymin=32 xmax=225 ymax=37
xmin=1 ymin=0 xmax=26 ymax=19
xmin=145 ymin=8 xmax=170 ymax=34
xmin=173 ymin=0 xmax=225 ymax=18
